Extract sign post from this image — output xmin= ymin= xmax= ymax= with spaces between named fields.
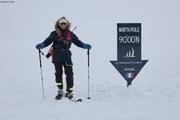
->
xmin=110 ymin=23 xmax=148 ymax=87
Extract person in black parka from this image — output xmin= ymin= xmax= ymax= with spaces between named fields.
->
xmin=35 ymin=17 xmax=91 ymax=100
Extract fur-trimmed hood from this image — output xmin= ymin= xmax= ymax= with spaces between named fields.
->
xmin=55 ymin=17 xmax=71 ymax=31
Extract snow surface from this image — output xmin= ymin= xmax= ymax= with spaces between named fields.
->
xmin=0 ymin=0 xmax=180 ymax=120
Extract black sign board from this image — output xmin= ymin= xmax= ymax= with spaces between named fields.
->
xmin=110 ymin=23 xmax=148 ymax=87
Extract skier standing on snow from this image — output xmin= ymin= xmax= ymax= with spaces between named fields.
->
xmin=35 ymin=17 xmax=91 ymax=100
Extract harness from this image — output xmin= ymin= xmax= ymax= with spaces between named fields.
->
xmin=56 ymin=31 xmax=71 ymax=43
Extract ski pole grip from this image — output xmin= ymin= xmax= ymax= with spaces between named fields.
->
xmin=87 ymin=49 xmax=90 ymax=66
xmin=46 ymin=53 xmax=50 ymax=58
xmin=87 ymin=49 xmax=89 ymax=56
xmin=38 ymin=49 xmax=42 ymax=68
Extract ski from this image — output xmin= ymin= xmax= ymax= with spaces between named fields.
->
xmin=67 ymin=98 xmax=83 ymax=102
xmin=55 ymin=91 xmax=82 ymax=102
xmin=55 ymin=95 xmax=82 ymax=102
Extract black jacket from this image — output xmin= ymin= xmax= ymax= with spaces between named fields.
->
xmin=42 ymin=30 xmax=85 ymax=64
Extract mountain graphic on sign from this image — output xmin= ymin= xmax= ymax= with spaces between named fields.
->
xmin=124 ymin=47 xmax=135 ymax=58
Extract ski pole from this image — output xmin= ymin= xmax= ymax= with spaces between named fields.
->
xmin=39 ymin=49 xmax=45 ymax=56
xmin=87 ymin=49 xmax=91 ymax=99
xmin=72 ymin=26 xmax=77 ymax=32
xmin=38 ymin=49 xmax=45 ymax=98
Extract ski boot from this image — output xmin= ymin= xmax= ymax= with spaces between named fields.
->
xmin=55 ymin=89 xmax=63 ymax=100
xmin=65 ymin=92 xmax=73 ymax=99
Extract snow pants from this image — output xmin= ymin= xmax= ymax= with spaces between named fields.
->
xmin=54 ymin=62 xmax=74 ymax=93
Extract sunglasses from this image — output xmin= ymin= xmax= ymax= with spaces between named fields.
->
xmin=60 ymin=22 xmax=67 ymax=25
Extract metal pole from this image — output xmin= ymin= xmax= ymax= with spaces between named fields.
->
xmin=87 ymin=49 xmax=91 ymax=99
xmin=38 ymin=49 xmax=45 ymax=98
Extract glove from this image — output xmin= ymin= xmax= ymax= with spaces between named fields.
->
xmin=35 ymin=43 xmax=45 ymax=49
xmin=83 ymin=43 xmax=92 ymax=49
